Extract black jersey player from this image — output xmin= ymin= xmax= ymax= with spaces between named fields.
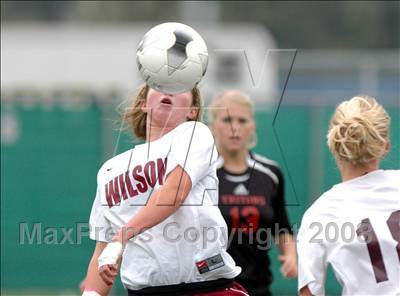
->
xmin=209 ymin=90 xmax=297 ymax=296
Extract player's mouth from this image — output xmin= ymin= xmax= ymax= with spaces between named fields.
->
xmin=229 ymin=136 xmax=241 ymax=141
xmin=160 ymin=98 xmax=173 ymax=105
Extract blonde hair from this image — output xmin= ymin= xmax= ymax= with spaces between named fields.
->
xmin=123 ymin=84 xmax=203 ymax=140
xmin=327 ymin=95 xmax=390 ymax=165
xmin=208 ymin=90 xmax=257 ymax=148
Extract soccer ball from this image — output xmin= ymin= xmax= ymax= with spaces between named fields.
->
xmin=136 ymin=22 xmax=208 ymax=94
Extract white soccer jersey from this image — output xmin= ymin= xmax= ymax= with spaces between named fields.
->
xmin=297 ymin=169 xmax=400 ymax=296
xmin=89 ymin=121 xmax=241 ymax=290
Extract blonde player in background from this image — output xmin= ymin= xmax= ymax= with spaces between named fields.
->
xmin=298 ymin=95 xmax=400 ymax=296
xmin=82 ymin=85 xmax=248 ymax=296
xmin=208 ymin=90 xmax=297 ymax=295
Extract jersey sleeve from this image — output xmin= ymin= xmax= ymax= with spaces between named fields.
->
xmin=270 ymin=166 xmax=293 ymax=236
xmin=88 ymin=174 xmax=112 ymax=243
xmin=168 ymin=121 xmax=217 ymax=187
xmin=297 ymin=210 xmax=328 ymax=296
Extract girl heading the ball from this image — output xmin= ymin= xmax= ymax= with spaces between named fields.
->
xmin=82 ymin=85 xmax=248 ymax=296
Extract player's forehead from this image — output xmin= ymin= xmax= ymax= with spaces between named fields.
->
xmin=216 ymin=102 xmax=253 ymax=118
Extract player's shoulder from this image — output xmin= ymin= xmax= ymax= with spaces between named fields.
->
xmin=248 ymin=152 xmax=282 ymax=184
xmin=302 ymin=190 xmax=338 ymax=224
xmin=173 ymin=121 xmax=213 ymax=141
xmin=386 ymin=169 xmax=400 ymax=191
xmin=97 ymin=149 xmax=134 ymax=176
xmin=364 ymin=169 xmax=400 ymax=195
xmin=175 ymin=120 xmax=209 ymax=131
xmin=250 ymin=152 xmax=280 ymax=168
xmin=381 ymin=169 xmax=400 ymax=183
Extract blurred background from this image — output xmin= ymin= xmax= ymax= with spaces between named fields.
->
xmin=1 ymin=1 xmax=399 ymax=295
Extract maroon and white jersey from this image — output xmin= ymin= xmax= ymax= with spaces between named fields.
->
xmin=297 ymin=169 xmax=400 ymax=296
xmin=89 ymin=121 xmax=241 ymax=290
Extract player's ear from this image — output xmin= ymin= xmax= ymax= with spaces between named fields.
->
xmin=187 ymin=106 xmax=199 ymax=121
xmin=140 ymin=99 xmax=148 ymax=113
xmin=250 ymin=118 xmax=256 ymax=133
xmin=383 ymin=141 xmax=391 ymax=156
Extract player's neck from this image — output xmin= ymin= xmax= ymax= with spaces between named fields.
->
xmin=220 ymin=149 xmax=249 ymax=174
xmin=146 ymin=125 xmax=176 ymax=142
xmin=338 ymin=159 xmax=380 ymax=182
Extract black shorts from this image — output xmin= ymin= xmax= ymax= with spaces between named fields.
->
xmin=127 ymin=278 xmax=235 ymax=295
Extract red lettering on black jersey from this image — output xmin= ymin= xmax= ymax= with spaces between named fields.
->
xmin=105 ymin=176 xmax=121 ymax=207
xmin=124 ymin=171 xmax=138 ymax=198
xmin=144 ymin=161 xmax=157 ymax=187
xmin=229 ymin=206 xmax=261 ymax=234
xmin=133 ymin=165 xmax=147 ymax=193
xmin=221 ymin=195 xmax=266 ymax=206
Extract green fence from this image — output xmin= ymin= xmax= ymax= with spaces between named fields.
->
xmin=1 ymin=103 xmax=399 ymax=295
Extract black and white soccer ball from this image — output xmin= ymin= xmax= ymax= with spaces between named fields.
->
xmin=136 ymin=22 xmax=208 ymax=94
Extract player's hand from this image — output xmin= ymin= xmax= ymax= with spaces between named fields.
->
xmin=79 ymin=277 xmax=86 ymax=293
xmin=98 ymin=263 xmax=119 ymax=286
xmin=98 ymin=241 xmax=123 ymax=286
xmin=278 ymin=254 xmax=298 ymax=278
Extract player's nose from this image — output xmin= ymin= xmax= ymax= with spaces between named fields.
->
xmin=232 ymin=121 xmax=240 ymax=131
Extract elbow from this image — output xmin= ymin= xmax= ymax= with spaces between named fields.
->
xmin=299 ymin=285 xmax=313 ymax=296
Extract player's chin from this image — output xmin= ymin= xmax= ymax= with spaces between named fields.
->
xmin=152 ymin=108 xmax=173 ymax=122
xmin=226 ymin=143 xmax=246 ymax=152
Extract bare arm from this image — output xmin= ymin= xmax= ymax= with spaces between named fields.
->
xmin=79 ymin=277 xmax=86 ymax=293
xmin=84 ymin=242 xmax=114 ymax=295
xmin=299 ymin=285 xmax=313 ymax=296
xmin=97 ymin=165 xmax=192 ymax=285
xmin=277 ymin=233 xmax=298 ymax=278
xmin=115 ymin=165 xmax=192 ymax=243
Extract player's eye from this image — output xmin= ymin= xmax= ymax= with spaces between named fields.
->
xmin=222 ymin=117 xmax=231 ymax=123
xmin=238 ymin=118 xmax=248 ymax=124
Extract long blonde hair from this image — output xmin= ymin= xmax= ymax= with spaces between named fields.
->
xmin=122 ymin=84 xmax=203 ymax=140
xmin=327 ymin=95 xmax=390 ymax=165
